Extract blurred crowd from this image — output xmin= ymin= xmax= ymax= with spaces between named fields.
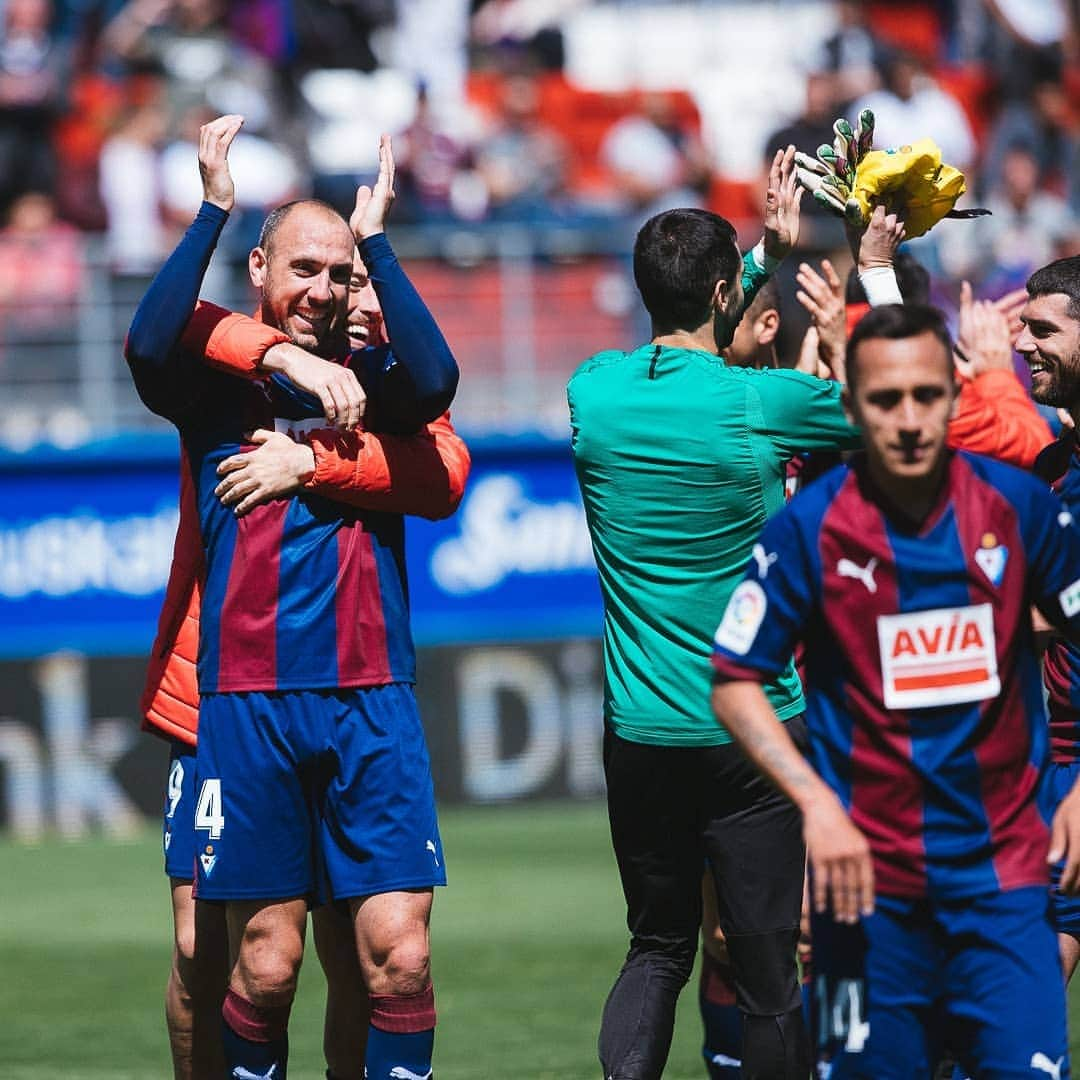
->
xmin=0 ymin=0 xmax=1076 ymax=436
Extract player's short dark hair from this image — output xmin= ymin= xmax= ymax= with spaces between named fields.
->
xmin=633 ymin=208 xmax=742 ymax=333
xmin=745 ymin=275 xmax=780 ymax=320
xmin=257 ymin=199 xmax=349 ymax=257
xmin=1027 ymin=256 xmax=1080 ymax=322
xmin=846 ymin=303 xmax=953 ymax=388
xmin=845 ymin=252 xmax=930 ymax=306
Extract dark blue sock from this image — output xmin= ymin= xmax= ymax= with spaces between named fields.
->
xmin=221 ymin=988 xmax=290 ymax=1080
xmin=699 ymin=949 xmax=742 ymax=1078
xmin=366 ymin=985 xmax=436 ymax=1080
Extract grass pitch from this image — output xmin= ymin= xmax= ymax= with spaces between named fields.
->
xmin=3 ymin=800 xmax=1079 ymax=1078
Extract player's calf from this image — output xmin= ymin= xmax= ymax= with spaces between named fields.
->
xmin=353 ymin=890 xmax=436 ymax=1080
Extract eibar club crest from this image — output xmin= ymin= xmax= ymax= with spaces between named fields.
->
xmin=974 ymin=533 xmax=1007 ymax=587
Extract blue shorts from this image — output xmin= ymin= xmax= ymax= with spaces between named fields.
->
xmin=194 ymin=683 xmax=446 ymax=903
xmin=163 ymin=742 xmax=198 ymax=880
xmin=811 ymin=888 xmax=1068 ymax=1079
xmin=1038 ymin=760 xmax=1080 ymax=935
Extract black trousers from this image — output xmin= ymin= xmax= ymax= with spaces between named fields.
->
xmin=599 ymin=721 xmax=811 ymax=1080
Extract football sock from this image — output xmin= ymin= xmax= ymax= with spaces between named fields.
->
xmin=699 ymin=948 xmax=742 ymax=1078
xmin=366 ymin=984 xmax=436 ymax=1080
xmin=221 ymin=988 xmax=291 ymax=1080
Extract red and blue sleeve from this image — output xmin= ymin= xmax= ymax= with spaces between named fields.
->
xmin=711 ymin=508 xmax=817 ymax=683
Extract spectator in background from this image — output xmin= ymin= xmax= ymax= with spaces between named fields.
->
xmin=762 ymin=70 xmax=845 ymax=254
xmin=474 ymin=71 xmax=570 ymax=223
xmin=0 ymin=0 xmax=69 ymax=212
xmin=394 ymin=82 xmax=481 ymax=224
xmin=813 ymin=0 xmax=880 ymax=108
xmin=599 ymin=91 xmax=711 ymax=226
xmin=0 ymin=190 xmax=83 ymax=341
xmin=98 ymin=89 xmax=170 ymax=274
xmin=854 ymin=48 xmax=975 ymax=173
xmin=940 ymin=143 xmax=1077 ymax=294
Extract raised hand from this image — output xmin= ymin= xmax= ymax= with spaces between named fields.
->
xmin=350 ymin=134 xmax=396 ymax=241
xmin=198 ymin=114 xmax=244 ymax=212
xmin=850 ymin=203 xmax=905 ymax=272
xmin=763 ymin=145 xmax=804 ymax=261
xmin=796 ymin=258 xmax=847 ymax=382
xmin=215 ymin=429 xmax=317 ymax=517
xmin=954 ymin=280 xmax=1014 ymax=379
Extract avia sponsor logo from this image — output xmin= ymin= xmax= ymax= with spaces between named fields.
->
xmin=0 ymin=505 xmax=178 ymax=599
xmin=430 ymin=475 xmax=593 ymax=594
xmin=877 ymin=603 xmax=999 ymax=709
xmin=273 ymin=416 xmax=324 ymax=441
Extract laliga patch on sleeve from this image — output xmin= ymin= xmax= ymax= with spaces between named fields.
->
xmin=1061 ymin=578 xmax=1080 ymax=618
xmin=714 ymin=580 xmax=768 ymax=656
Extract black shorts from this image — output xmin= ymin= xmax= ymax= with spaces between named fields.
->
xmin=604 ymin=718 xmax=808 ymax=1014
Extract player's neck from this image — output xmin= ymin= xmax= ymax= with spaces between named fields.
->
xmin=651 ymin=326 xmax=718 ymax=355
xmin=865 ymin=454 xmax=950 ymax=528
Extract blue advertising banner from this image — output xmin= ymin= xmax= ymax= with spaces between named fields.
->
xmin=0 ymin=432 xmax=602 ymax=659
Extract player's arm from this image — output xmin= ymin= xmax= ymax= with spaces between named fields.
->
xmin=349 ymin=136 xmax=459 ymax=432
xmin=739 ymin=145 xmax=804 ymax=311
xmin=214 ymin=412 xmax=470 ymax=519
xmin=710 ymin=510 xmax=873 ymax=922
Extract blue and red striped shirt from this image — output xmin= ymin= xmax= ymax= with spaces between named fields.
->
xmin=712 ymin=451 xmax=1080 ymax=899
xmin=127 ymin=204 xmax=458 ymax=693
xmin=1036 ymin=435 xmax=1080 ymax=763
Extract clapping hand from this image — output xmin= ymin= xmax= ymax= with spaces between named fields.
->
xmin=351 ymin=134 xmax=396 ymax=241
xmin=198 ymin=114 xmax=244 ymax=212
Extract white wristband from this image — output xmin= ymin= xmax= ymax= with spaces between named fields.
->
xmin=750 ymin=240 xmax=782 ymax=274
xmin=859 ymin=265 xmax=903 ymax=307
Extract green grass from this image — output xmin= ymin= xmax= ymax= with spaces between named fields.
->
xmin=0 ymin=802 xmax=703 ymax=1079
xmin=3 ymin=801 xmax=1080 ymax=1078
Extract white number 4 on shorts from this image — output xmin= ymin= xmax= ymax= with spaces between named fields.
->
xmin=195 ymin=778 xmax=225 ymax=839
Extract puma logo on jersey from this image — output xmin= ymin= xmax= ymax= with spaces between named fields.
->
xmin=752 ymin=543 xmax=778 ymax=579
xmin=837 ymin=557 xmax=878 ymax=594
xmin=389 ymin=1068 xmax=432 ymax=1080
xmin=1030 ymin=1053 xmax=1064 ymax=1079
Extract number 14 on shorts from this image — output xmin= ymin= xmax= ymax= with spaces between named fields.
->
xmin=195 ymin=778 xmax=225 ymax=839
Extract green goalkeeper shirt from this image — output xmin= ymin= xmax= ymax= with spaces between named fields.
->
xmin=568 ymin=340 xmax=860 ymax=747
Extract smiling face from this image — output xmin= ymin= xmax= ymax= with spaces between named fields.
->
xmin=1016 ymin=292 xmax=1080 ymax=409
xmin=346 ymin=251 xmax=385 ymax=350
xmin=249 ymin=203 xmax=355 ymax=357
xmin=845 ymin=330 xmax=956 ymax=486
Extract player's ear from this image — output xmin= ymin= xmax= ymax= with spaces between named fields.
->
xmin=713 ymin=278 xmax=732 ymax=314
xmin=756 ymin=308 xmax=780 ymax=347
xmin=249 ymin=246 xmax=268 ymax=289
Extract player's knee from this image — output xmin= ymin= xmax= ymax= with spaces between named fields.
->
xmin=369 ymin=936 xmax=431 ymax=996
xmin=236 ymin=931 xmax=303 ymax=1005
xmin=724 ymin=927 xmax=801 ymax=1016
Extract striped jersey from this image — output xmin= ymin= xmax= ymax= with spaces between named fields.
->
xmin=180 ymin=366 xmax=414 ymax=692
xmin=712 ymin=451 xmax=1080 ymax=899
xmin=1036 ymin=434 xmax=1080 ymax=763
